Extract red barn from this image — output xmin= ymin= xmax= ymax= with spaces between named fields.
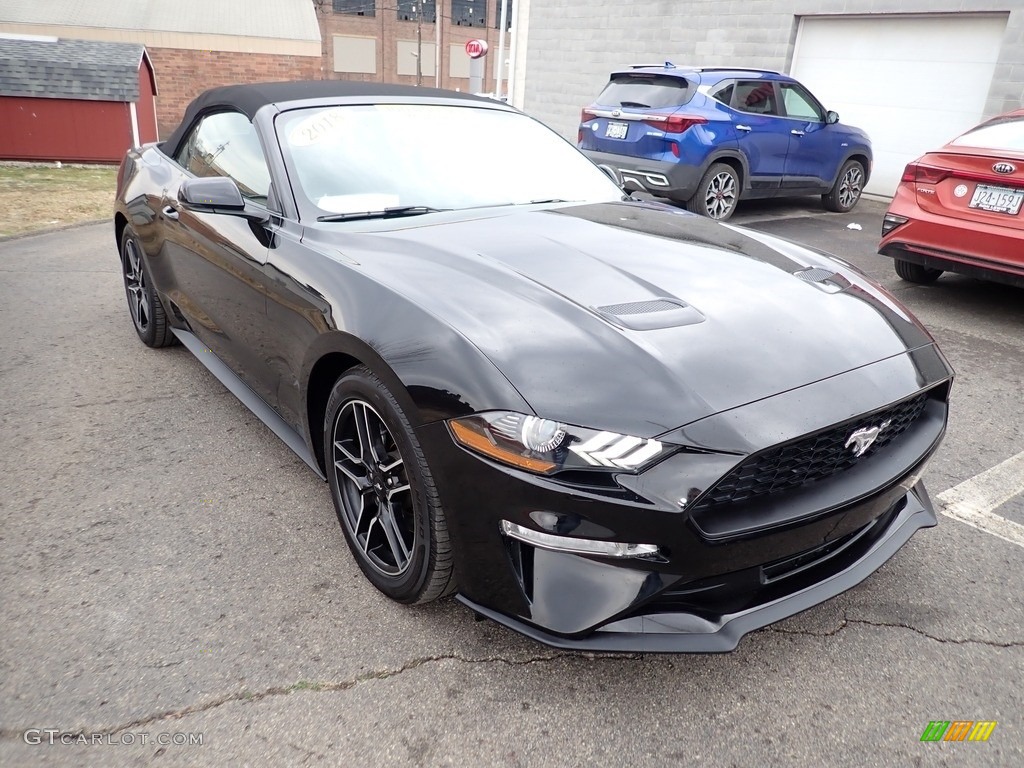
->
xmin=0 ymin=36 xmax=158 ymax=163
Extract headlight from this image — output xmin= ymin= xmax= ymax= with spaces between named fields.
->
xmin=448 ymin=411 xmax=674 ymax=475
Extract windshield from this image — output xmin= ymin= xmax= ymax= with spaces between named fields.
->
xmin=276 ymin=104 xmax=622 ymax=218
xmin=950 ymin=116 xmax=1024 ymax=152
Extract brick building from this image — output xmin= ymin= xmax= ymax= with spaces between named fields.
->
xmin=0 ymin=0 xmax=322 ymax=138
xmin=513 ymin=0 xmax=1024 ymax=197
xmin=315 ymin=0 xmax=515 ymax=93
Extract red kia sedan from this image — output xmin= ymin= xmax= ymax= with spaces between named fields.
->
xmin=879 ymin=109 xmax=1024 ymax=288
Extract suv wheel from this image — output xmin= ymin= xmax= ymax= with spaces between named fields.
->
xmin=824 ymin=159 xmax=865 ymax=213
xmin=686 ymin=163 xmax=740 ymax=220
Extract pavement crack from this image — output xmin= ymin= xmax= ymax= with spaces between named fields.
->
xmin=35 ymin=652 xmax=581 ymax=739
xmin=845 ymin=618 xmax=1024 ymax=648
xmin=765 ymin=610 xmax=1023 ymax=648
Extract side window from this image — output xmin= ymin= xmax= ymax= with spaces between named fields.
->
xmin=780 ymin=83 xmax=824 ymax=121
xmin=710 ymin=82 xmax=734 ymax=106
xmin=732 ymin=80 xmax=779 ymax=116
xmin=174 ymin=112 xmax=272 ymax=204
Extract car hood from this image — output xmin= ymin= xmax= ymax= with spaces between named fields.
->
xmin=320 ymin=201 xmax=933 ymax=437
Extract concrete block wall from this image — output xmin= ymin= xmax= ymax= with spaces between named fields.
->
xmin=521 ymin=0 xmax=1024 ymax=140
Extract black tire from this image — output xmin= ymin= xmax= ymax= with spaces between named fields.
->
xmin=120 ymin=227 xmax=177 ymax=347
xmin=894 ymin=258 xmax=943 ymax=284
xmin=685 ymin=162 xmax=741 ymax=220
xmin=823 ymin=159 xmax=866 ymax=213
xmin=324 ymin=366 xmax=455 ymax=604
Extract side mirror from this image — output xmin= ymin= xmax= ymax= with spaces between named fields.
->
xmin=826 ymin=110 xmax=840 ymax=125
xmin=179 ymin=177 xmax=268 ymax=222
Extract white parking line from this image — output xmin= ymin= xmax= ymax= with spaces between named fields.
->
xmin=936 ymin=450 xmax=1024 ymax=549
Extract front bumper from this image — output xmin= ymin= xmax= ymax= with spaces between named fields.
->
xmin=459 ymin=484 xmax=935 ymax=652
xmin=417 ymin=345 xmax=952 ymax=653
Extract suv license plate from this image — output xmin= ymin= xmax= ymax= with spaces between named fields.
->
xmin=605 ymin=121 xmax=628 ymax=139
xmin=969 ymin=184 xmax=1024 ymax=215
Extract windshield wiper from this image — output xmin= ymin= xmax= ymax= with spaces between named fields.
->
xmin=317 ymin=205 xmax=448 ymax=222
xmin=619 ymin=101 xmax=651 ymax=108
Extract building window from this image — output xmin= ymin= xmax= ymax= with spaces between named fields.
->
xmin=332 ymin=0 xmax=375 ymax=16
xmin=397 ymin=1 xmax=436 ymax=23
xmin=493 ymin=0 xmax=513 ymax=29
xmin=451 ymin=0 xmax=486 ymax=27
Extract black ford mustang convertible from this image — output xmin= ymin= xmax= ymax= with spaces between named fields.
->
xmin=114 ymin=81 xmax=952 ymax=652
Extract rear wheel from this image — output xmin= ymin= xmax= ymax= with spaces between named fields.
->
xmin=120 ymin=227 xmax=177 ymax=347
xmin=823 ymin=159 xmax=865 ymax=213
xmin=894 ymin=258 xmax=943 ymax=284
xmin=325 ymin=366 xmax=455 ymax=604
xmin=685 ymin=163 xmax=740 ymax=220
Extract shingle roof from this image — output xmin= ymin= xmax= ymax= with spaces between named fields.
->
xmin=0 ymin=37 xmax=150 ymax=101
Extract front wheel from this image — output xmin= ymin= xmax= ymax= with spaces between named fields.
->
xmin=823 ymin=159 xmax=866 ymax=213
xmin=894 ymin=258 xmax=943 ymax=284
xmin=325 ymin=366 xmax=455 ymax=604
xmin=685 ymin=163 xmax=741 ymax=220
xmin=120 ymin=227 xmax=177 ymax=347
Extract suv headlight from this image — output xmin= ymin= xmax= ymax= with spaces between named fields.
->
xmin=448 ymin=411 xmax=674 ymax=475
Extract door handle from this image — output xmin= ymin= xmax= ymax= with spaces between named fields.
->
xmin=162 ymin=205 xmax=180 ymax=220
xmin=736 ymin=124 xmax=752 ymax=132
xmin=790 ymin=129 xmax=805 ymax=136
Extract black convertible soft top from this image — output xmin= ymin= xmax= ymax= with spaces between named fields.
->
xmin=161 ymin=79 xmax=494 ymax=156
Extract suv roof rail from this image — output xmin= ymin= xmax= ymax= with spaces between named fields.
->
xmin=628 ymin=62 xmax=694 ymax=70
xmin=694 ymin=67 xmax=781 ymax=75
xmin=626 ymin=64 xmax=781 ymax=75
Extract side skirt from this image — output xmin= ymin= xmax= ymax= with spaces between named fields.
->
xmin=172 ymin=328 xmax=326 ymax=480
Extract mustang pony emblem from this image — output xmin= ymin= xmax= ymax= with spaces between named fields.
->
xmin=845 ymin=419 xmax=892 ymax=457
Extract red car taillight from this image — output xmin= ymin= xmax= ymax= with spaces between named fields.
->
xmin=644 ymin=114 xmax=707 ymax=133
xmin=580 ymin=108 xmax=598 ymax=123
xmin=901 ymin=162 xmax=951 ymax=185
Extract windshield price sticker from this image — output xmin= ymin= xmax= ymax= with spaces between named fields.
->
xmin=289 ymin=108 xmax=349 ymax=147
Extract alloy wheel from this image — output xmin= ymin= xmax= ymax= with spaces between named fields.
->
xmin=122 ymin=239 xmax=150 ymax=332
xmin=838 ymin=166 xmax=864 ymax=210
xmin=331 ymin=399 xmax=415 ymax=576
xmin=704 ymin=171 xmax=737 ymax=219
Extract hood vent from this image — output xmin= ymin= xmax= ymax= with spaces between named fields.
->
xmin=793 ymin=267 xmax=851 ymax=294
xmin=595 ymin=297 xmax=705 ymax=331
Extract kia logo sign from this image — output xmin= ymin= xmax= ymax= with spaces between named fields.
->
xmin=993 ymin=162 xmax=1016 ymax=174
xmin=465 ymin=39 xmax=489 ymax=59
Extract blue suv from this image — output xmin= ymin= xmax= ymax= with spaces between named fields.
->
xmin=579 ymin=64 xmax=872 ymax=220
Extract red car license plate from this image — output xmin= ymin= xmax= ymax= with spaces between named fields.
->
xmin=969 ymin=184 xmax=1024 ymax=215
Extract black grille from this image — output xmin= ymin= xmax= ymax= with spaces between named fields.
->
xmin=694 ymin=392 xmax=930 ymax=510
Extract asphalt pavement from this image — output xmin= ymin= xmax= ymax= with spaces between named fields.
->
xmin=1 ymin=198 xmax=1021 ymax=767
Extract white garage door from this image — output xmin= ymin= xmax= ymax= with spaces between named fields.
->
xmin=791 ymin=14 xmax=1007 ymax=197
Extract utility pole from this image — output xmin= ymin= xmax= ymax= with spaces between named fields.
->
xmin=416 ymin=1 xmax=423 ymax=86
xmin=495 ymin=0 xmax=509 ymax=99
xmin=435 ymin=0 xmax=442 ymax=88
